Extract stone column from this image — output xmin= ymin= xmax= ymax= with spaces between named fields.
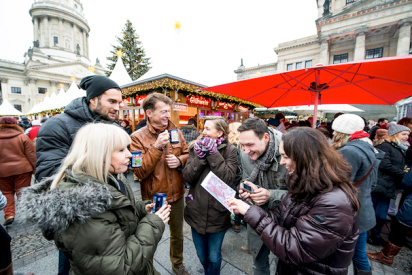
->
xmin=354 ymin=31 xmax=366 ymax=60
xmin=277 ymin=59 xmax=285 ymax=73
xmin=82 ymin=29 xmax=87 ymax=57
xmin=397 ymin=22 xmax=411 ymax=56
xmin=86 ymin=33 xmax=89 ymax=58
xmin=33 ymin=17 xmax=39 ymax=43
xmin=43 ymin=16 xmax=49 ymax=47
xmin=319 ymin=38 xmax=330 ymax=65
xmin=72 ymin=23 xmax=77 ymax=53
xmin=0 ymin=78 xmax=9 ymax=99
xmin=59 ymin=18 xmax=64 ymax=48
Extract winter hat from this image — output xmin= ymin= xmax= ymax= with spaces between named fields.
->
xmin=80 ymin=75 xmax=121 ymax=102
xmin=268 ymin=118 xmax=281 ymax=127
xmin=32 ymin=120 xmax=41 ymax=126
xmin=0 ymin=117 xmax=17 ymax=125
xmin=332 ymin=114 xmax=365 ymax=135
xmin=388 ymin=124 xmax=410 ymax=136
xmin=21 ymin=116 xmax=28 ymax=121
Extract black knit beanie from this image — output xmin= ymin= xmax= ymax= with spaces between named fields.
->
xmin=80 ymin=75 xmax=121 ymax=102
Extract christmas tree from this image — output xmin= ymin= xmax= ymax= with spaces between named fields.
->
xmin=106 ymin=20 xmax=151 ymax=81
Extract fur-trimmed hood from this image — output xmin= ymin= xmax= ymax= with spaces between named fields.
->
xmin=18 ymin=170 xmax=112 ymax=237
xmin=0 ymin=124 xmax=24 ymax=138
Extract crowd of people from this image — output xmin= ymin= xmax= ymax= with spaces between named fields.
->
xmin=0 ymin=74 xmax=411 ymax=275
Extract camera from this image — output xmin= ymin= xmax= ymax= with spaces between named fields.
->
xmin=240 ymin=182 xmax=253 ymax=193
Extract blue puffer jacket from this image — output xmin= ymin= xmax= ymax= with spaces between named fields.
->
xmin=396 ymin=169 xmax=412 ymax=228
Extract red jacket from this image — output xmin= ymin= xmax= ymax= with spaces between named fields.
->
xmin=27 ymin=125 xmax=41 ymax=141
xmin=0 ymin=124 xmax=36 ymax=177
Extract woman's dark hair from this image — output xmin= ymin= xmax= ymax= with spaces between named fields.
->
xmin=397 ymin=117 xmax=412 ymax=126
xmin=282 ymin=127 xmax=360 ymax=212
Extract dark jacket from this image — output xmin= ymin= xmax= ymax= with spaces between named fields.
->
xmin=183 ymin=142 xmax=238 ymax=234
xmin=339 ymin=140 xmax=384 ymax=232
xmin=397 ymin=169 xmax=412 ymax=228
xmin=131 ymin=120 xmax=189 ymax=203
xmin=244 ymin=187 xmax=359 ymax=275
xmin=180 ymin=125 xmax=199 ymax=145
xmin=0 ymin=124 xmax=36 ymax=177
xmin=373 ymin=141 xmax=406 ymax=199
xmin=35 ymin=97 xmax=114 ymax=181
xmin=18 ymin=170 xmax=165 ymax=275
xmin=18 ymin=119 xmax=32 ymax=131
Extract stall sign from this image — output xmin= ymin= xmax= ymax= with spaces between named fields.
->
xmin=217 ymin=101 xmax=234 ymax=111
xmin=172 ymin=103 xmax=188 ymax=112
xmin=238 ymin=105 xmax=249 ymax=112
xmin=186 ymin=95 xmax=211 ymax=108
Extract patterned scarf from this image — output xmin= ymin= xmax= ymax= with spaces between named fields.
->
xmin=246 ymin=130 xmax=276 ymax=189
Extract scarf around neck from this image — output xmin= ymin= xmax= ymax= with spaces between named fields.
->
xmin=246 ymin=130 xmax=277 ymax=189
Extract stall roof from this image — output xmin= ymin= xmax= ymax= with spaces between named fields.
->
xmin=121 ymin=73 xmax=207 ymax=89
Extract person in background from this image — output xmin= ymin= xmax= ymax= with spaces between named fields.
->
xmin=267 ymin=117 xmax=281 ymax=131
xmin=25 ymin=120 xmax=42 ymax=141
xmin=368 ymin=124 xmax=410 ymax=246
xmin=227 ymin=122 xmax=244 ymax=233
xmin=316 ymin=126 xmax=332 ymax=144
xmin=367 ymin=168 xmax=412 ymax=266
xmin=180 ymin=117 xmax=199 ymax=144
xmin=369 ymin=118 xmax=388 ymax=141
xmin=0 ymin=117 xmax=36 ymax=226
xmin=397 ymin=117 xmax=412 ymax=166
xmin=120 ymin=119 xmax=132 ymax=135
xmin=228 ymin=127 xmax=360 ymax=275
xmin=369 ymin=119 xmax=376 ymax=128
xmin=18 ymin=116 xmax=32 ymax=131
xmin=131 ymin=92 xmax=190 ymax=275
xmin=275 ymin=112 xmax=286 ymax=133
xmin=135 ymin=118 xmax=147 ymax=132
xmin=183 ymin=116 xmax=238 ymax=275
xmin=18 ymin=123 xmax=170 ymax=274
xmin=373 ymin=129 xmax=388 ymax=147
xmin=236 ymin=118 xmax=287 ymax=274
xmin=35 ymin=75 xmax=123 ymax=275
xmin=331 ymin=114 xmax=384 ymax=274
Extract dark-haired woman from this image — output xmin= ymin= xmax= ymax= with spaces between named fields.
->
xmin=228 ymin=127 xmax=360 ymax=275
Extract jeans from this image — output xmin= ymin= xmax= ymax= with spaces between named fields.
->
xmin=58 ymin=251 xmax=70 ymax=275
xmin=191 ymin=228 xmax=226 ymax=275
xmin=370 ymin=195 xmax=390 ymax=239
xmin=352 ymin=232 xmax=371 ymax=271
xmin=253 ymin=244 xmax=271 ymax=275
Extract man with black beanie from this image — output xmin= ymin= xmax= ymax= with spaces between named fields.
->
xmin=35 ymin=75 xmax=122 ymax=275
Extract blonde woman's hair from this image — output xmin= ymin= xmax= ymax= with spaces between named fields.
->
xmin=331 ymin=132 xmax=350 ymax=150
xmin=50 ymin=123 xmax=131 ymax=190
xmin=228 ymin=122 xmax=242 ymax=147
xmin=189 ymin=116 xmax=228 ymax=148
xmin=385 ymin=133 xmax=402 ymax=144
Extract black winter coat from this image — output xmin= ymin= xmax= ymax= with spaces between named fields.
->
xmin=244 ymin=187 xmax=359 ymax=275
xmin=35 ymin=97 xmax=115 ymax=181
xmin=373 ymin=141 xmax=406 ymax=199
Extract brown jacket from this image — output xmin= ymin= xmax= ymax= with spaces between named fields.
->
xmin=131 ymin=120 xmax=189 ymax=203
xmin=245 ymin=187 xmax=359 ymax=275
xmin=0 ymin=125 xmax=36 ymax=177
xmin=183 ymin=142 xmax=238 ymax=234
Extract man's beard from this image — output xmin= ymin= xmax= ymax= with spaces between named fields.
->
xmin=92 ymin=101 xmax=115 ymax=121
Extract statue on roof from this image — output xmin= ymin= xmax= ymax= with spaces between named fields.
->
xmin=323 ymin=0 xmax=330 ymax=16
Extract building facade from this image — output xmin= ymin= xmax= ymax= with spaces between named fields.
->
xmin=235 ymin=0 xmax=412 ymax=120
xmin=0 ymin=0 xmax=105 ymax=113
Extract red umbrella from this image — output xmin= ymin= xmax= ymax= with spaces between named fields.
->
xmin=203 ymin=55 xmax=412 ymax=127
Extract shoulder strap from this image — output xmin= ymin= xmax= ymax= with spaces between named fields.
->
xmin=353 ymin=153 xmax=376 ymax=187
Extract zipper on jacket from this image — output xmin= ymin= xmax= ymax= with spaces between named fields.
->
xmin=166 ymin=145 xmax=175 ymax=202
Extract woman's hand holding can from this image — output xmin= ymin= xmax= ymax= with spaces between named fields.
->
xmin=154 ymin=204 xmax=171 ymax=224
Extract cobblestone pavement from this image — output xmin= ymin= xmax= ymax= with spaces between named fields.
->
xmin=1 ymin=175 xmax=411 ymax=274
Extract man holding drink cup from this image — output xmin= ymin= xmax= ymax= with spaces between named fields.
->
xmin=131 ymin=92 xmax=190 ymax=275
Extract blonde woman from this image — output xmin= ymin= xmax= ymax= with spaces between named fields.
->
xmin=184 ymin=116 xmax=238 ymax=275
xmin=19 ymin=123 xmax=170 ymax=275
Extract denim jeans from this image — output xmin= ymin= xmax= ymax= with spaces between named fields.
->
xmin=58 ymin=251 xmax=70 ymax=275
xmin=352 ymin=232 xmax=371 ymax=271
xmin=253 ymin=244 xmax=271 ymax=275
xmin=191 ymin=228 xmax=226 ymax=275
xmin=371 ymin=195 xmax=390 ymax=239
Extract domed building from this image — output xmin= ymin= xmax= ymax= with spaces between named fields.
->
xmin=0 ymin=0 xmax=105 ymax=113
